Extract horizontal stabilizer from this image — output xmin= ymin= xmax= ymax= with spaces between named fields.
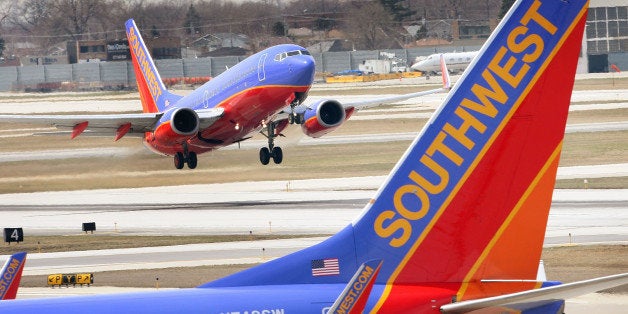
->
xmin=441 ymin=273 xmax=628 ymax=313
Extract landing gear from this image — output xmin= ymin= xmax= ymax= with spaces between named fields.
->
xmin=259 ymin=147 xmax=271 ymax=165
xmin=259 ymin=122 xmax=283 ymax=165
xmin=187 ymin=152 xmax=198 ymax=169
xmin=271 ymin=146 xmax=283 ymax=164
xmin=288 ymin=113 xmax=304 ymax=125
xmin=174 ymin=152 xmax=185 ymax=169
xmin=173 ymin=145 xmax=198 ymax=169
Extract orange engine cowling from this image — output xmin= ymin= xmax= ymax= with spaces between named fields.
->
xmin=152 ymin=107 xmax=200 ymax=145
xmin=301 ymin=100 xmax=354 ymax=138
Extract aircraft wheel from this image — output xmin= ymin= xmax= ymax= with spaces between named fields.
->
xmin=174 ymin=152 xmax=185 ymax=169
xmin=187 ymin=152 xmax=198 ymax=169
xmin=259 ymin=147 xmax=271 ymax=165
xmin=288 ymin=114 xmax=294 ymax=124
xmin=272 ymin=146 xmax=283 ymax=164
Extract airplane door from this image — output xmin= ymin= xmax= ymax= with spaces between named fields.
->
xmin=258 ymin=53 xmax=268 ymax=81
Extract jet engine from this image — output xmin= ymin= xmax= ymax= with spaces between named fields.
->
xmin=301 ymin=100 xmax=354 ymax=138
xmin=152 ymin=108 xmax=200 ymax=144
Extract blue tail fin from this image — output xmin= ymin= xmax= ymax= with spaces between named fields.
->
xmin=125 ymin=19 xmax=181 ymax=113
xmin=0 ymin=252 xmax=27 ymax=300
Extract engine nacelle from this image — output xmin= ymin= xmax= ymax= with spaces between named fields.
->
xmin=151 ymin=108 xmax=199 ymax=144
xmin=301 ymin=100 xmax=353 ymax=138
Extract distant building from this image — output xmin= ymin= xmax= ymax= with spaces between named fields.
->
xmin=145 ymin=37 xmax=181 ymax=60
xmin=67 ymin=40 xmax=106 ymax=63
xmin=586 ymin=0 xmax=628 ymax=72
xmin=452 ymin=19 xmax=498 ymax=41
xmin=24 ymin=56 xmax=66 ymax=66
xmin=191 ymin=33 xmax=250 ymax=57
xmin=67 ymin=37 xmax=180 ymax=63
xmin=306 ymin=40 xmax=345 ymax=53
xmin=0 ymin=56 xmax=21 ymax=67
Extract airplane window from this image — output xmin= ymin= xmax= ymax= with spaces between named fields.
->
xmin=274 ymin=53 xmax=288 ymax=61
xmin=274 ymin=50 xmax=310 ymax=61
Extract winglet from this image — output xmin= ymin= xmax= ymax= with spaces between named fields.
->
xmin=440 ymin=54 xmax=451 ymax=90
xmin=327 ymin=260 xmax=383 ymax=314
xmin=0 ymin=252 xmax=27 ymax=300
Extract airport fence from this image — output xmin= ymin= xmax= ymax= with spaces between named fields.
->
xmin=0 ymin=46 xmax=482 ymax=92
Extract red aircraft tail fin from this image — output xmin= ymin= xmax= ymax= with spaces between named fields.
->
xmin=0 ymin=252 xmax=27 ymax=300
xmin=125 ymin=19 xmax=181 ymax=113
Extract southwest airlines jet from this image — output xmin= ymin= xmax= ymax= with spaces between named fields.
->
xmin=2 ymin=0 xmax=627 ymax=312
xmin=0 ymin=22 xmax=449 ymax=170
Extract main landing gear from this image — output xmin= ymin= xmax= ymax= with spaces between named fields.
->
xmin=173 ymin=144 xmax=198 ymax=169
xmin=259 ymin=121 xmax=283 ymax=165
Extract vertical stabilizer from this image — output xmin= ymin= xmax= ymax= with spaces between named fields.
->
xmin=360 ymin=0 xmax=589 ymax=309
xmin=0 ymin=252 xmax=27 ymax=300
xmin=125 ymin=19 xmax=180 ymax=113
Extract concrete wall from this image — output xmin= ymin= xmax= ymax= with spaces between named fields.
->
xmin=0 ymin=45 xmax=489 ymax=92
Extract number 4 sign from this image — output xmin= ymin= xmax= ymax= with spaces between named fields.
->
xmin=3 ymin=228 xmax=24 ymax=244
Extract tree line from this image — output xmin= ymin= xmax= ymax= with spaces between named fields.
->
xmin=0 ymin=0 xmax=507 ymax=56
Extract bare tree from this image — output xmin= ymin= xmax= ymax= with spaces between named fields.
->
xmin=0 ymin=0 xmax=16 ymax=26
xmin=345 ymin=1 xmax=392 ymax=50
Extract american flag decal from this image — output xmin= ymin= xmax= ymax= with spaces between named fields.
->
xmin=311 ymin=258 xmax=340 ymax=276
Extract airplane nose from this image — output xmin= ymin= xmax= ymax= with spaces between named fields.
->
xmin=292 ymin=56 xmax=316 ymax=85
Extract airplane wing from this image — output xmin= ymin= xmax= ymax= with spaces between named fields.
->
xmin=270 ymin=55 xmax=451 ymax=141
xmin=440 ymin=273 xmax=628 ymax=313
xmin=0 ymin=108 xmax=224 ymax=140
xmin=341 ymin=54 xmax=451 ymax=111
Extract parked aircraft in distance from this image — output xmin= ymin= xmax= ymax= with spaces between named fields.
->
xmin=0 ymin=20 xmax=449 ymax=170
xmin=411 ymin=50 xmax=479 ymax=74
xmin=2 ymin=0 xmax=627 ymax=313
xmin=0 ymin=252 xmax=26 ymax=300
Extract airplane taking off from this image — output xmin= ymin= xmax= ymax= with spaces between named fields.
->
xmin=411 ymin=51 xmax=479 ymax=74
xmin=0 ymin=252 xmax=26 ymax=300
xmin=0 ymin=20 xmax=449 ymax=170
xmin=2 ymin=0 xmax=627 ymax=312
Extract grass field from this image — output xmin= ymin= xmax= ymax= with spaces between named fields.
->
xmin=0 ymin=110 xmax=626 ymax=193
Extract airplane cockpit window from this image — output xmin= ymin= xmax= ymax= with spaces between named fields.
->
xmin=274 ymin=50 xmax=310 ymax=61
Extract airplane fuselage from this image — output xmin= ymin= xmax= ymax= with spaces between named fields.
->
xmin=411 ymin=51 xmax=478 ymax=74
xmin=143 ymin=44 xmax=315 ymax=156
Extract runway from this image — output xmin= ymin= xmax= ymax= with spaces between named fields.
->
xmin=0 ymin=175 xmax=626 ymax=276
